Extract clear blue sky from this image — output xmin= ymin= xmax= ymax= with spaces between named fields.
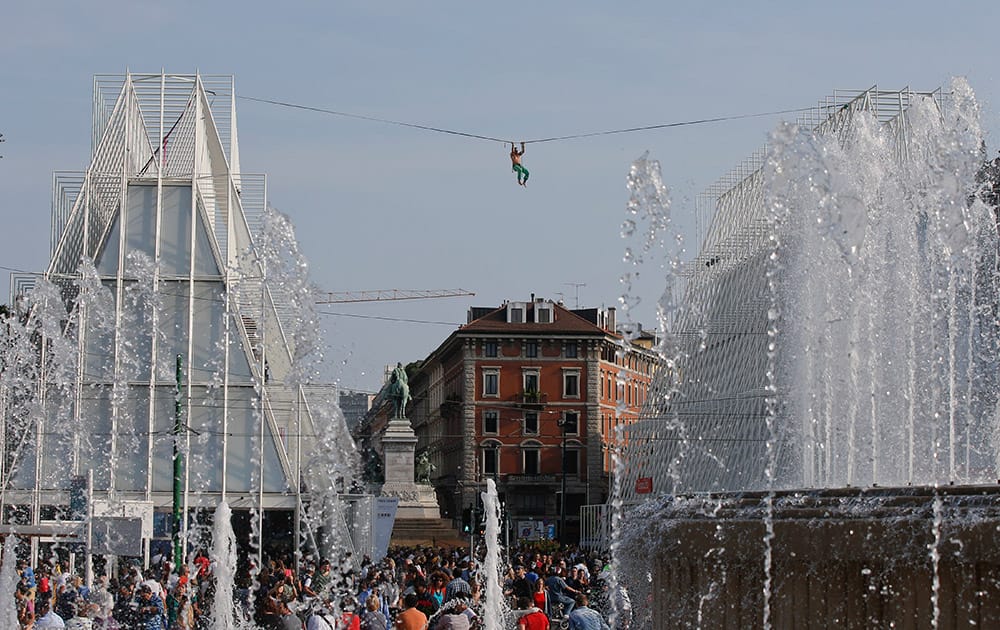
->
xmin=2 ymin=1 xmax=999 ymax=392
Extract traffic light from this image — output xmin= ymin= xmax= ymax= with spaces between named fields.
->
xmin=462 ymin=507 xmax=472 ymax=533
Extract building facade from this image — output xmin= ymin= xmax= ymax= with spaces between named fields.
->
xmin=405 ymin=297 xmax=659 ymax=542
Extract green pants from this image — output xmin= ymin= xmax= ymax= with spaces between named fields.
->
xmin=513 ymin=163 xmax=529 ymax=182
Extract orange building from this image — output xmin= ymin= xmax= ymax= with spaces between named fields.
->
xmin=407 ymin=297 xmax=660 ymax=543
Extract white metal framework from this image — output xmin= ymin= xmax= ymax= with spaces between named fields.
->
xmin=2 ymin=72 xmax=355 ymax=560
xmin=617 ymin=85 xmax=1000 ymax=504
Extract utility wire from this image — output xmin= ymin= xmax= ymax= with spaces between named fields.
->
xmin=238 ymin=94 xmax=821 ymax=146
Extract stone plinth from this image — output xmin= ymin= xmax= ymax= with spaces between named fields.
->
xmin=379 ymin=417 xmax=440 ymax=520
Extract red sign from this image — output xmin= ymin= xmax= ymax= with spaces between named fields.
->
xmin=635 ymin=477 xmax=653 ymax=494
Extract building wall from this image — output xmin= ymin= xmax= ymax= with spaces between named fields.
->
xmin=404 ymin=299 xmax=660 ymax=541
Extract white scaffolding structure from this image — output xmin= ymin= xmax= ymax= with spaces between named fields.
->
xmin=616 ymin=86 xmax=963 ymax=504
xmin=2 ymin=72 xmax=355 ymax=565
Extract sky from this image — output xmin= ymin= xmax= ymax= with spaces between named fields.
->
xmin=2 ymin=1 xmax=1000 ymax=393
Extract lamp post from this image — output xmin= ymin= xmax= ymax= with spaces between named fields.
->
xmin=557 ymin=415 xmax=567 ymax=541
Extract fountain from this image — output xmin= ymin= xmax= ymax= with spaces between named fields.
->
xmin=613 ymin=80 xmax=1000 ymax=627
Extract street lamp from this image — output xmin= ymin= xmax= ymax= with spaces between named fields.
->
xmin=557 ymin=414 xmax=567 ymax=541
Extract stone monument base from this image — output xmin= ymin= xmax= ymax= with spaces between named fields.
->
xmin=380 ymin=482 xmax=441 ymax=519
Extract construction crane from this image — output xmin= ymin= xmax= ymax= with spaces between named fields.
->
xmin=315 ymin=288 xmax=475 ymax=304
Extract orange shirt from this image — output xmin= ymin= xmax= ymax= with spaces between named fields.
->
xmin=396 ymin=606 xmax=428 ymax=630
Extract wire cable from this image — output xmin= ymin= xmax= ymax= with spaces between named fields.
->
xmin=237 ymin=95 xmax=509 ymax=143
xmin=238 ymin=94 xmax=822 ymax=146
xmin=522 ymin=107 xmax=818 ymax=144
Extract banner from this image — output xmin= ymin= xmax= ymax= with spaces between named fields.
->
xmin=372 ymin=497 xmax=398 ymax=561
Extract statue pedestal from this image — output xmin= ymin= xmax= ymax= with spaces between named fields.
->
xmin=380 ymin=417 xmax=441 ymax=519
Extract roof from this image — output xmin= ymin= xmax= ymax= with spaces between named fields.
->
xmin=459 ymin=301 xmax=608 ymax=336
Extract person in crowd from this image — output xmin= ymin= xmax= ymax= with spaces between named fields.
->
xmin=64 ymin=602 xmax=94 ymax=630
xmin=515 ymin=595 xmax=549 ymax=630
xmin=432 ymin=592 xmax=471 ymax=630
xmin=410 ymin=577 xmax=439 ymax=618
xmin=566 ymin=593 xmax=609 ymax=630
xmin=166 ymin=581 xmax=195 ymax=630
xmin=545 ymin=566 xmax=579 ymax=618
xmin=34 ymin=598 xmax=66 ymax=629
xmin=134 ymin=583 xmax=166 ymax=630
xmin=394 ymin=593 xmax=427 ymax=630
xmin=444 ymin=566 xmax=472 ymax=604
xmin=360 ymin=593 xmax=387 ymax=630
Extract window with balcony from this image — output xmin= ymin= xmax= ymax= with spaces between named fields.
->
xmin=523 ymin=370 xmax=539 ymax=394
xmin=483 ymin=369 xmax=499 ymax=397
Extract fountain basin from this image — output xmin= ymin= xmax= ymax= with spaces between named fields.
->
xmin=620 ymin=485 xmax=1000 ymax=628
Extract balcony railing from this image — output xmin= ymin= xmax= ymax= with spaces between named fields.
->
xmin=518 ymin=390 xmax=547 ymax=410
xmin=507 ymin=474 xmax=558 ymax=484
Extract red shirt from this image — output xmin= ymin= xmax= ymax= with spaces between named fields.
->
xmin=532 ymin=591 xmax=546 ymax=611
xmin=340 ymin=612 xmax=360 ymax=630
xmin=519 ymin=610 xmax=550 ymax=630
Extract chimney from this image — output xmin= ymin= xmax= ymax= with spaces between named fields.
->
xmin=606 ymin=307 xmax=616 ymax=333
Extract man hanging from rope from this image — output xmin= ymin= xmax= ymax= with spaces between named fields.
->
xmin=510 ymin=142 xmax=529 ymax=186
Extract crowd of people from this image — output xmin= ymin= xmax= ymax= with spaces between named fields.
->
xmin=11 ymin=543 xmax=616 ymax=629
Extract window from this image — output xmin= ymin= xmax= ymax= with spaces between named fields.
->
xmin=523 ymin=370 xmax=539 ymax=394
xmin=484 ymin=341 xmax=498 ymax=357
xmin=483 ymin=369 xmax=499 ymax=397
xmin=511 ymin=307 xmax=524 ymax=323
xmin=536 ymin=307 xmax=552 ymax=323
xmin=562 ymin=411 xmax=579 ymax=435
xmin=563 ymin=448 xmax=580 ymax=476
xmin=524 ymin=341 xmax=538 ymax=358
xmin=524 ymin=411 xmax=539 ymax=435
xmin=565 ymin=342 xmax=578 ymax=358
xmin=484 ymin=446 xmax=499 ymax=476
xmin=483 ymin=410 xmax=499 ymax=434
xmin=512 ymin=493 xmax=547 ymax=512
xmin=563 ymin=370 xmax=580 ymax=398
xmin=523 ymin=446 xmax=540 ymax=475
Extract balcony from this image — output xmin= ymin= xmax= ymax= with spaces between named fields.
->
xmin=518 ymin=390 xmax=547 ymax=410
xmin=507 ymin=474 xmax=558 ymax=484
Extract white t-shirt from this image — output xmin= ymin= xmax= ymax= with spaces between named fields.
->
xmin=306 ymin=612 xmax=336 ymax=630
xmin=35 ymin=611 xmax=66 ymax=629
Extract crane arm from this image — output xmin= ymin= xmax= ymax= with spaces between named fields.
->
xmin=315 ymin=288 xmax=475 ymax=304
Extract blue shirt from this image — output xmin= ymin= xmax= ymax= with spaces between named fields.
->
xmin=21 ymin=567 xmax=35 ymax=588
xmin=568 ymin=606 xmax=610 ymax=630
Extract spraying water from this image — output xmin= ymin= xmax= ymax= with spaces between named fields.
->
xmin=480 ymin=479 xmax=511 ymax=630
xmin=0 ymin=536 xmax=18 ymax=629
xmin=210 ymin=501 xmax=244 ymax=630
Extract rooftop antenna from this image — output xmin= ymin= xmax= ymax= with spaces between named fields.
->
xmin=565 ymin=282 xmax=586 ymax=309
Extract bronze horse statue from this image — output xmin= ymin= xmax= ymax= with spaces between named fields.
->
xmin=387 ymin=362 xmax=410 ymax=418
